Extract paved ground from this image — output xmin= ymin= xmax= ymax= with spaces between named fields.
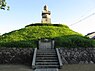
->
xmin=59 ymin=64 xmax=95 ymax=71
xmin=0 ymin=64 xmax=95 ymax=71
xmin=0 ymin=65 xmax=32 ymax=71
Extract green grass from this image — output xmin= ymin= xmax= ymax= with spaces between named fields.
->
xmin=0 ymin=23 xmax=95 ymax=48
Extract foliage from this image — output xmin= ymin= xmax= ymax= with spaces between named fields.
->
xmin=55 ymin=35 xmax=95 ymax=48
xmin=0 ymin=23 xmax=95 ymax=48
xmin=0 ymin=0 xmax=9 ymax=10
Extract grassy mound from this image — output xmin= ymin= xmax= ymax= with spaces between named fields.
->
xmin=0 ymin=23 xmax=94 ymax=48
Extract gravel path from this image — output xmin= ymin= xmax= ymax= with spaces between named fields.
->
xmin=0 ymin=64 xmax=95 ymax=71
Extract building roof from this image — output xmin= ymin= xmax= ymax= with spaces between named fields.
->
xmin=86 ymin=32 xmax=95 ymax=39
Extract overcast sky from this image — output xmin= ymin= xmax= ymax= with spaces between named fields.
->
xmin=0 ymin=0 xmax=95 ymax=35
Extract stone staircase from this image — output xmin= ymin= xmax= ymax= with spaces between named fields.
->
xmin=32 ymin=48 xmax=62 ymax=71
xmin=35 ymin=48 xmax=59 ymax=69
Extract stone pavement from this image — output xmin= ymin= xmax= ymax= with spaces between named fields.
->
xmin=59 ymin=64 xmax=95 ymax=71
xmin=0 ymin=65 xmax=32 ymax=71
xmin=0 ymin=64 xmax=95 ymax=71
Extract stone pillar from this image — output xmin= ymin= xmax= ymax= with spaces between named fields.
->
xmin=38 ymin=40 xmax=41 ymax=49
xmin=51 ymin=40 xmax=55 ymax=49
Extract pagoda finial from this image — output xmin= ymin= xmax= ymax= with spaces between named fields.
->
xmin=44 ymin=5 xmax=48 ymax=11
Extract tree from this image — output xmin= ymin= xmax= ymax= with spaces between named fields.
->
xmin=0 ymin=0 xmax=9 ymax=10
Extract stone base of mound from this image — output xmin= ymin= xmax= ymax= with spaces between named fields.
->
xmin=0 ymin=47 xmax=95 ymax=65
xmin=59 ymin=48 xmax=95 ymax=64
xmin=0 ymin=48 xmax=33 ymax=65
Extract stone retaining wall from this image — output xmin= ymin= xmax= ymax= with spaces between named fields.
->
xmin=0 ymin=47 xmax=95 ymax=65
xmin=59 ymin=48 xmax=95 ymax=64
xmin=0 ymin=48 xmax=33 ymax=65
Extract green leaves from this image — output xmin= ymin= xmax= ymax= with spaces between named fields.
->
xmin=0 ymin=24 xmax=95 ymax=48
xmin=0 ymin=0 xmax=9 ymax=10
xmin=55 ymin=35 xmax=95 ymax=48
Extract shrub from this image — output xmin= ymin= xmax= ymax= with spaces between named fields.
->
xmin=0 ymin=23 xmax=95 ymax=48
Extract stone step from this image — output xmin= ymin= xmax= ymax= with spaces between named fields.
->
xmin=36 ymin=62 xmax=59 ymax=65
xmin=38 ymin=49 xmax=55 ymax=50
xmin=36 ymin=56 xmax=57 ymax=58
xmin=33 ymin=48 xmax=61 ymax=69
xmin=36 ymin=54 xmax=57 ymax=57
xmin=36 ymin=57 xmax=57 ymax=60
xmin=37 ymin=51 xmax=56 ymax=53
xmin=38 ymin=49 xmax=55 ymax=51
xmin=36 ymin=65 xmax=59 ymax=68
xmin=35 ymin=68 xmax=59 ymax=71
xmin=37 ymin=49 xmax=55 ymax=51
xmin=37 ymin=50 xmax=56 ymax=53
xmin=37 ymin=53 xmax=56 ymax=55
xmin=38 ymin=48 xmax=55 ymax=50
xmin=36 ymin=59 xmax=58 ymax=62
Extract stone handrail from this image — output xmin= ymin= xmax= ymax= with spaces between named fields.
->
xmin=32 ymin=48 xmax=37 ymax=69
xmin=56 ymin=48 xmax=63 ymax=68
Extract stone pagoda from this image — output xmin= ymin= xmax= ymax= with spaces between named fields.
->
xmin=41 ymin=5 xmax=51 ymax=23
